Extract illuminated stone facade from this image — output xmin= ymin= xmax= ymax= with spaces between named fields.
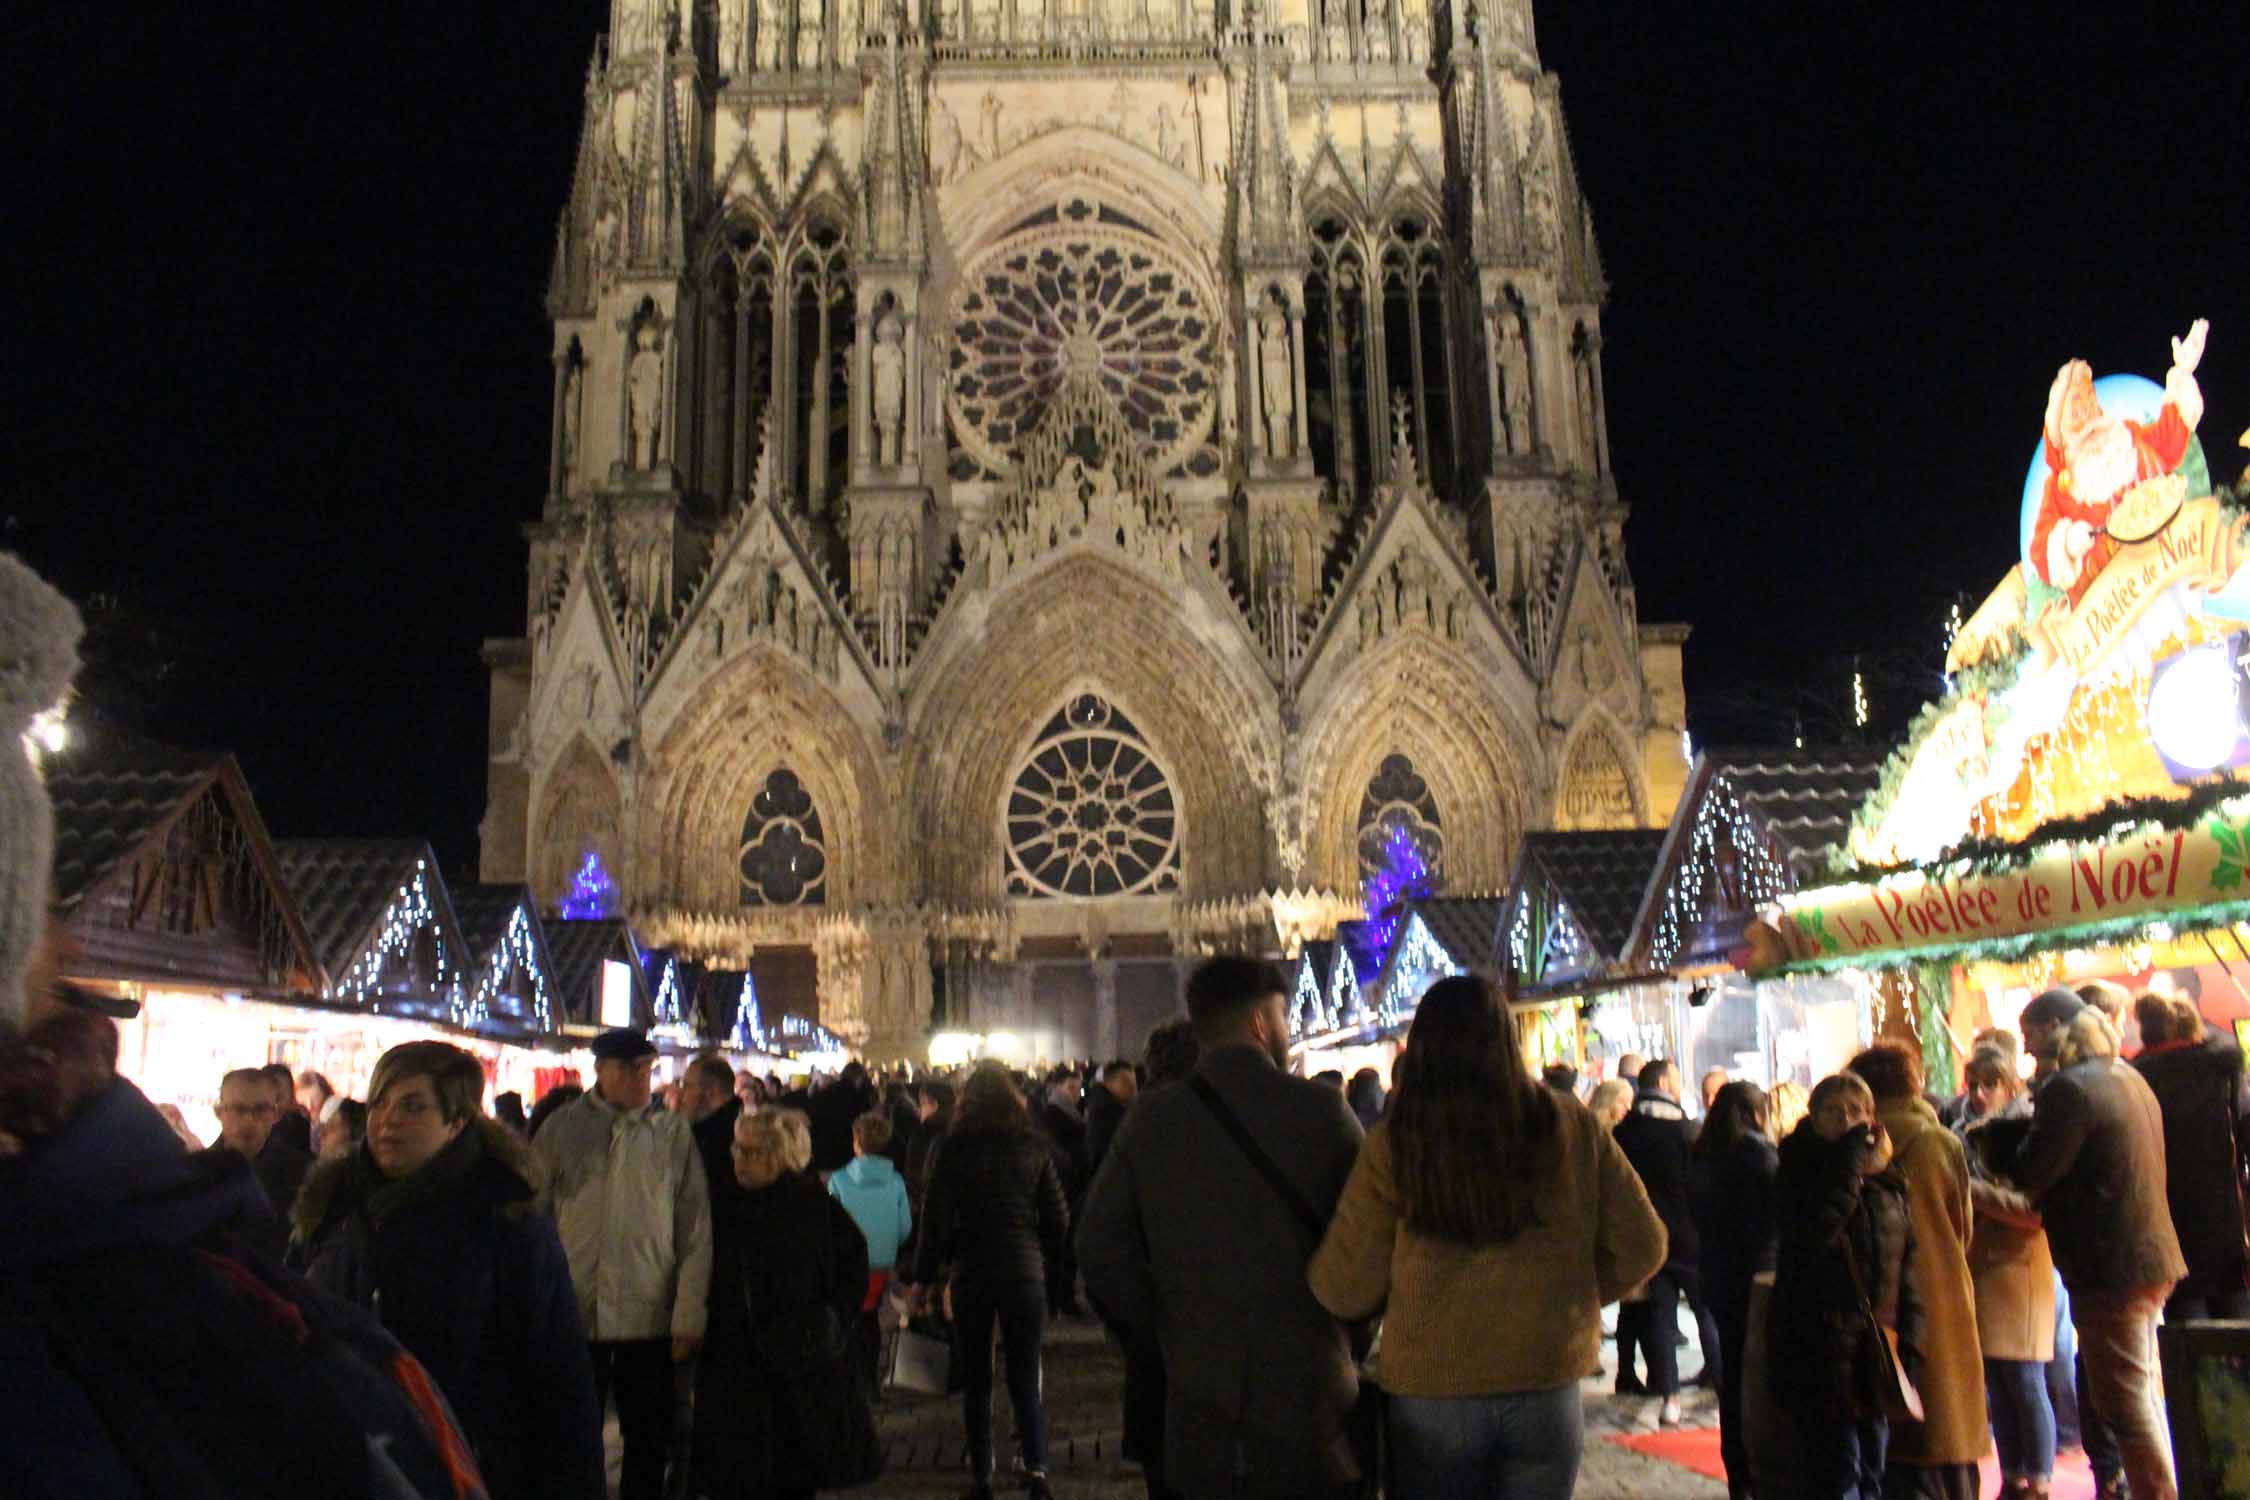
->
xmin=479 ymin=0 xmax=1688 ymax=1057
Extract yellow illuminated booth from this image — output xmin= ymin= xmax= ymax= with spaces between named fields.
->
xmin=1750 ymin=320 xmax=2250 ymax=1078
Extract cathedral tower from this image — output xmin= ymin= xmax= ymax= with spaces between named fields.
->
xmin=482 ymin=0 xmax=1688 ymax=1057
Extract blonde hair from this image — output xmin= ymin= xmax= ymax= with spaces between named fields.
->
xmin=2056 ymin=1009 xmax=2121 ymax=1068
xmin=735 ymin=1106 xmax=814 ymax=1172
xmin=1587 ymin=1079 xmax=1632 ymax=1126
xmin=1769 ymin=1080 xmax=1811 ymax=1138
xmin=1808 ymin=1070 xmax=1874 ymax=1119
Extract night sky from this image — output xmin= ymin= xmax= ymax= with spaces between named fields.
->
xmin=6 ymin=1 xmax=2245 ymax=878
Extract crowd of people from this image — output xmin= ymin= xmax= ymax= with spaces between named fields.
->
xmin=8 ymin=912 xmax=2247 ymax=1500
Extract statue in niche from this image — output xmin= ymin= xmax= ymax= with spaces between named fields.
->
xmin=1324 ymin=13 xmax=1349 ymax=61
xmin=719 ymin=0 xmax=747 ymax=67
xmin=592 ymin=203 xmax=621 ymax=270
xmin=1400 ymin=16 xmax=1426 ymax=61
xmin=560 ymin=363 xmax=584 ymax=481
xmin=1574 ymin=343 xmax=1599 ymax=463
xmin=627 ymin=324 xmax=665 ymax=468
xmin=1522 ymin=110 xmax=1559 ymax=250
xmin=1497 ymin=310 xmax=1533 ymax=455
xmin=797 ymin=19 xmax=823 ymax=68
xmin=1151 ymin=107 xmax=1185 ymax=169
xmin=1365 ymin=19 xmax=1392 ymax=61
xmin=1217 ymin=336 xmax=1238 ymax=445
xmin=1285 ymin=24 xmax=1310 ymax=59
xmin=871 ymin=311 xmax=905 ymax=466
xmin=1257 ymin=299 xmax=1293 ymax=460
xmin=756 ymin=0 xmax=786 ymax=65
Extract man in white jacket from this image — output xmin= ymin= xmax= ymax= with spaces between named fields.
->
xmin=533 ymin=1029 xmax=712 ymax=1500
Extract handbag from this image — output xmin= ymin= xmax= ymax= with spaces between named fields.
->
xmin=1188 ymin=1077 xmax=1385 ymax=1495
xmin=886 ymin=1324 xmax=952 ymax=1395
xmin=1841 ymin=1237 xmax=1925 ymax=1423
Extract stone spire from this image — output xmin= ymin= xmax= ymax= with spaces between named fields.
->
xmin=1227 ymin=0 xmax=1298 ymax=267
xmin=860 ymin=19 xmax=924 ymax=267
xmin=625 ymin=19 xmax=693 ymax=270
xmin=547 ymin=47 xmax=610 ymax=317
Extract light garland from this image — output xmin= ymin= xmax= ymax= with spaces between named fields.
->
xmin=1361 ymin=821 xmax=1435 ymax=976
xmin=561 ymin=851 xmax=619 ymax=920
xmin=1648 ymin=774 xmax=1790 ymax=971
xmin=731 ymin=972 xmax=770 ymax=1052
xmin=1289 ymin=954 xmax=1329 ymax=1038
xmin=1378 ymin=913 xmax=1463 ymax=1026
xmin=469 ymin=903 xmax=555 ymax=1033
xmin=652 ymin=956 xmax=684 ymax=1028
xmin=1331 ymin=946 xmax=1365 ymax=1027
xmin=333 ymin=862 xmax=460 ymax=1018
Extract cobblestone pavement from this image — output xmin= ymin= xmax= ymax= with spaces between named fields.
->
xmin=852 ymin=1318 xmax=1728 ymax=1500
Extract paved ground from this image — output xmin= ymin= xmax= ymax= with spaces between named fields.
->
xmin=854 ymin=1316 xmax=1726 ymax=1500
xmin=619 ymin=1312 xmax=1729 ymax=1498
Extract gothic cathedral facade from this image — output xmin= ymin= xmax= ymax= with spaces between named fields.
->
xmin=480 ymin=0 xmax=1689 ymax=1058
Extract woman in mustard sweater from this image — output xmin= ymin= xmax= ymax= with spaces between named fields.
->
xmin=1308 ymin=975 xmax=1667 ymax=1499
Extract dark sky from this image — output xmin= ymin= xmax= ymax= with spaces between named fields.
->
xmin=5 ymin=1 xmax=2245 ymax=878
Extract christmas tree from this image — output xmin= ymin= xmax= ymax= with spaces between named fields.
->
xmin=1359 ymin=820 xmax=1435 ymax=975
xmin=560 ymin=850 xmax=619 ymax=920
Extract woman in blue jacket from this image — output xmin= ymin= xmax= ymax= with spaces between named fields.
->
xmin=830 ymin=1109 xmax=914 ymax=1395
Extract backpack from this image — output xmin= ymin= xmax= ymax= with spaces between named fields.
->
xmin=16 ymin=1234 xmax=488 ymax=1500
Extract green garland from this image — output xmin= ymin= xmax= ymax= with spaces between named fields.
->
xmin=1844 ymin=636 xmax=2035 ymax=863
xmin=1912 ymin=960 xmax=1958 ymax=1095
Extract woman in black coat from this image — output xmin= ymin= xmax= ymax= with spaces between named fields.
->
xmin=2130 ymin=996 xmax=2250 ymax=1321
xmin=695 ymin=1107 xmax=872 ymax=1500
xmin=1768 ymin=1072 xmax=1922 ymax=1500
xmin=291 ymin=1042 xmax=604 ymax=1500
xmin=1689 ymin=1082 xmax=1778 ymax=1500
xmin=912 ymin=1062 xmax=1069 ymax=1500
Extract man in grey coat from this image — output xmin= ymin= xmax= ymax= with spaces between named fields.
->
xmin=1078 ymin=956 xmax=1366 ymax=1500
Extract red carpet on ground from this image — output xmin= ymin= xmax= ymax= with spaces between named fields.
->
xmin=1603 ymin=1426 xmax=2097 ymax=1497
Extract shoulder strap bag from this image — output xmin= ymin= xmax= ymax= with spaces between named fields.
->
xmin=1840 ymin=1235 xmax=1925 ymax=1423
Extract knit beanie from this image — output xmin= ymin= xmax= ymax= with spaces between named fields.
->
xmin=0 ymin=552 xmax=82 ymax=1038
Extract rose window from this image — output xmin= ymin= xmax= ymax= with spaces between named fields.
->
xmin=948 ymin=203 xmax=1220 ymax=480
xmin=1005 ymin=694 xmax=1182 ymax=898
xmin=739 ymin=768 xmax=827 ymax=906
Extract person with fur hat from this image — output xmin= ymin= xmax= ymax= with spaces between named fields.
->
xmin=292 ymin=1040 xmax=604 ymax=1500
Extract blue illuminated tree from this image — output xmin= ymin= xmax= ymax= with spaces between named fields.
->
xmin=560 ymin=851 xmax=619 ymax=920
xmin=1359 ymin=820 xmax=1435 ymax=974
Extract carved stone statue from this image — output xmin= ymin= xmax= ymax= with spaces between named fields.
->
xmin=1151 ymin=106 xmax=1180 ymax=169
xmin=1257 ymin=299 xmax=1293 ymax=460
xmin=1522 ymin=111 xmax=1559 ymax=250
xmin=1365 ymin=19 xmax=1392 ymax=61
xmin=1324 ymin=15 xmax=1349 ymax=61
xmin=719 ymin=0 xmax=747 ymax=68
xmin=627 ymin=324 xmax=665 ymax=468
xmin=871 ymin=311 xmax=905 ymax=466
xmin=1400 ymin=16 xmax=1426 ymax=62
xmin=797 ymin=18 xmax=823 ymax=68
xmin=1574 ymin=343 xmax=1600 ymax=464
xmin=755 ymin=0 xmax=786 ymax=66
xmin=561 ymin=363 xmax=583 ymax=480
xmin=1497 ymin=312 xmax=1533 ymax=455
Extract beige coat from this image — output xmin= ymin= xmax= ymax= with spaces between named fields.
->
xmin=532 ymin=1089 xmax=712 ymax=1343
xmin=1307 ymin=1095 xmax=1667 ymax=1397
xmin=1966 ymin=1177 xmax=2056 ymax=1363
xmin=1877 ymin=1096 xmax=1990 ymax=1466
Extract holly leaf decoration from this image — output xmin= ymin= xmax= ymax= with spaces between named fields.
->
xmin=1794 ymin=907 xmax=1843 ymax=956
xmin=2207 ymin=810 xmax=2250 ymax=892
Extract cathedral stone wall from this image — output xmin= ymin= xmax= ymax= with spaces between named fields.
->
xmin=479 ymin=0 xmax=1688 ymax=1058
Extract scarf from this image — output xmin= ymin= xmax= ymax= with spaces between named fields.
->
xmin=347 ymin=1120 xmax=487 ymax=1231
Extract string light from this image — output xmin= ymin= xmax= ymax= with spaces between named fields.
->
xmin=469 ymin=902 xmax=555 ymax=1032
xmin=1289 ymin=954 xmax=1328 ymax=1037
xmin=1377 ymin=913 xmax=1464 ymax=1025
xmin=561 ymin=851 xmax=618 ymax=920
xmin=1361 ymin=821 xmax=1435 ymax=975
xmin=1853 ymin=671 xmax=1870 ymax=729
xmin=333 ymin=861 xmax=459 ymax=1017
xmin=731 ymin=972 xmax=770 ymax=1052
xmin=1330 ymin=948 xmax=1365 ymax=1027
xmin=1648 ymin=774 xmax=1790 ymax=971
xmin=651 ymin=956 xmax=684 ymax=1028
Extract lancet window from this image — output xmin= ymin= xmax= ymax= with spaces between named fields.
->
xmin=707 ymin=225 xmax=778 ymax=501
xmin=1357 ymin=752 xmax=1444 ymax=878
xmin=1305 ymin=211 xmax=1460 ymax=498
xmin=788 ymin=219 xmax=855 ymax=513
xmin=1004 ymin=694 xmax=1182 ymax=898
xmin=739 ymin=768 xmax=828 ymax=906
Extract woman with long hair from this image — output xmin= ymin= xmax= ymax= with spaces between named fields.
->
xmin=1309 ymin=975 xmax=1666 ymax=1499
xmin=1689 ymin=1081 xmax=1777 ymax=1500
xmin=911 ymin=1060 xmax=1069 ymax=1500
xmin=1956 ymin=1048 xmax=2058 ymax=1499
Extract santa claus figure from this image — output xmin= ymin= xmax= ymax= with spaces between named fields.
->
xmin=2031 ymin=320 xmax=2207 ymax=598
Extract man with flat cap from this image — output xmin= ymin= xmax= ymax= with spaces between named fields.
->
xmin=533 ymin=1029 xmax=711 ymax=1500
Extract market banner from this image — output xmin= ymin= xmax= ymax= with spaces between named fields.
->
xmin=2032 ymin=495 xmax=2247 ymax=675
xmin=1750 ymin=798 xmax=2250 ymax=972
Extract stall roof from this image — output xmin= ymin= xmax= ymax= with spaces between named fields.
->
xmin=1412 ymin=898 xmax=1506 ymax=973
xmin=1511 ymin=829 xmax=1671 ymax=966
xmin=1630 ymin=747 xmax=1888 ymax=973
xmin=451 ymin=883 xmax=560 ymax=1034
xmin=270 ymin=839 xmax=466 ymax=993
xmin=44 ymin=739 xmax=323 ymax=992
xmin=546 ymin=917 xmax=650 ymax=1029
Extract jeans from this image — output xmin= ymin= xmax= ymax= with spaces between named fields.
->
xmin=590 ymin=1338 xmax=676 ymax=1500
xmin=1626 ymin=1270 xmax=1685 ymax=1394
xmin=1985 ymin=1358 xmax=2057 ymax=1481
xmin=2073 ymin=1284 xmax=2179 ymax=1500
xmin=955 ymin=1279 xmax=1049 ymax=1480
xmin=2046 ymin=1273 xmax=2081 ymax=1450
xmin=1793 ymin=1414 xmax=1887 ymax=1500
xmin=1386 ymin=1384 xmax=1583 ymax=1500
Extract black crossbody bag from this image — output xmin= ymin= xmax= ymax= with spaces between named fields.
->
xmin=1188 ymin=1076 xmax=1384 ymax=1496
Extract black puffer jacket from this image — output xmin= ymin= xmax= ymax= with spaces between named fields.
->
xmin=1612 ymin=1089 xmax=1698 ymax=1270
xmin=1688 ymin=1129 xmax=1779 ymax=1323
xmin=912 ymin=1128 xmax=1068 ymax=1289
xmin=1768 ymin=1121 xmax=1921 ymax=1421
xmin=2132 ymin=1034 xmax=2250 ymax=1299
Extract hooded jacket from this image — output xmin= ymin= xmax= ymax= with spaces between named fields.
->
xmin=531 ymin=1087 xmax=713 ymax=1342
xmin=292 ymin=1119 xmax=604 ymax=1500
xmin=828 ymin=1151 xmax=913 ymax=1271
xmin=0 ymin=1075 xmax=473 ymax=1500
xmin=1611 ymin=1086 xmax=1698 ymax=1270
